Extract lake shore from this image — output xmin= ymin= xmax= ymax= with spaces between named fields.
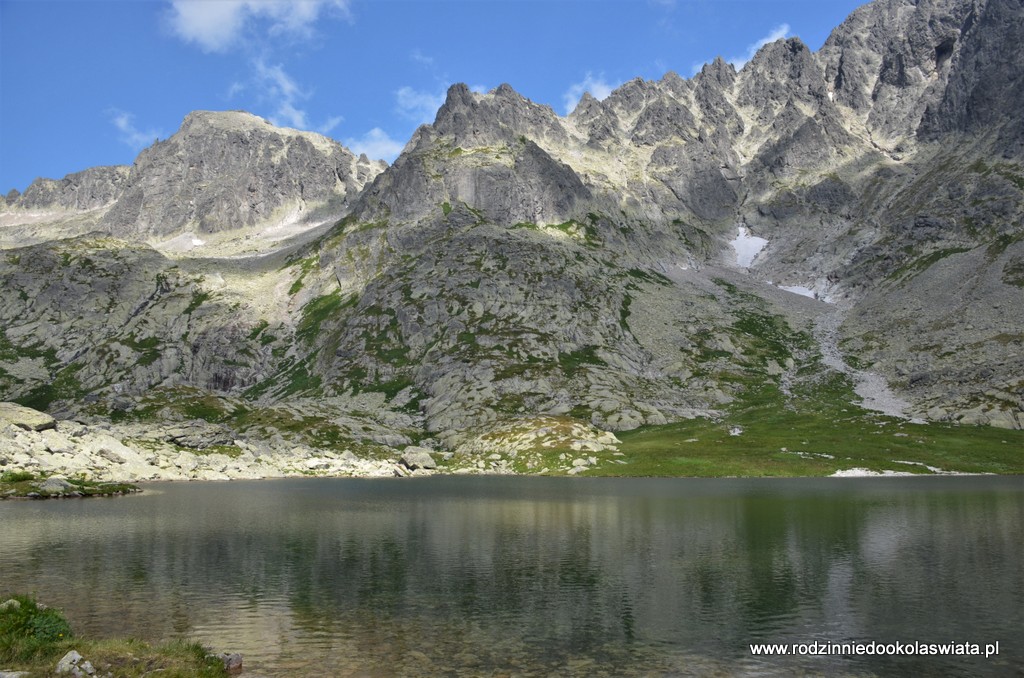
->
xmin=3 ymin=400 xmax=1023 ymax=486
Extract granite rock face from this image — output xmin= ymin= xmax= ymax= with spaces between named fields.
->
xmin=103 ymin=111 xmax=386 ymax=238
xmin=2 ymin=111 xmax=385 ymax=244
xmin=0 ymin=0 xmax=1021 ymax=473
xmin=0 ymin=402 xmax=56 ymax=431
xmin=8 ymin=166 xmax=130 ymax=212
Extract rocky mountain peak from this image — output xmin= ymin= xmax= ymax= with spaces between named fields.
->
xmin=99 ymin=110 xmax=384 ymax=238
xmin=819 ymin=0 xmax=978 ymax=144
xmin=694 ymin=57 xmax=737 ymax=88
xmin=3 ymin=165 xmax=130 ymax=212
xmin=917 ymin=0 xmax=1024 ymax=149
xmin=432 ymin=83 xmax=568 ymax=149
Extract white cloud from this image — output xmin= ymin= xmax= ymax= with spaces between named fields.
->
xmin=562 ymin=73 xmax=619 ymax=115
xmin=255 ymin=59 xmax=308 ymax=128
xmin=317 ymin=115 xmax=344 ymax=135
xmin=395 ymin=86 xmax=446 ymax=124
xmin=167 ymin=0 xmax=351 ymax=53
xmin=344 ymin=128 xmax=404 ymax=163
xmin=109 ymin=109 xmax=163 ymax=151
xmin=251 ymin=59 xmax=341 ymax=134
xmin=410 ymin=49 xmax=434 ymax=67
xmin=690 ymin=24 xmax=791 ymax=76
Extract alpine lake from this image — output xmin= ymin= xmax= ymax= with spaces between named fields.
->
xmin=1 ymin=476 xmax=1021 ymax=677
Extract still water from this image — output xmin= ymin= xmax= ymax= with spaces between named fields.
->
xmin=1 ymin=476 xmax=1022 ymax=676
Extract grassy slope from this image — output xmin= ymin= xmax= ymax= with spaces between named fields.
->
xmin=609 ymin=376 xmax=1024 ymax=477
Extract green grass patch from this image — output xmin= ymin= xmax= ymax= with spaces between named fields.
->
xmin=193 ymin=444 xmax=244 ymax=459
xmin=123 ymin=335 xmax=162 ymax=366
xmin=888 ymin=247 xmax=971 ymax=282
xmin=606 ymin=377 xmax=1024 ymax=477
xmin=280 ymin=362 xmax=322 ymax=397
xmin=0 ymin=595 xmax=227 ymax=676
xmin=0 ymin=332 xmax=56 ymax=364
xmin=0 ymin=470 xmax=35 ymax=483
xmin=181 ymin=394 xmax=228 ymax=423
xmin=0 ymin=476 xmax=139 ymax=499
xmin=627 ymin=268 xmax=672 ymax=286
xmin=296 ymin=291 xmax=345 ymax=343
xmin=247 ymin=320 xmax=269 ymax=340
xmin=15 ymin=362 xmax=86 ymax=411
xmin=558 ymin=346 xmax=607 ymax=377
xmin=185 ymin=290 xmax=212 ymax=315
xmin=987 ymin=232 xmax=1024 ymax=260
xmin=1002 ymin=258 xmax=1024 ymax=288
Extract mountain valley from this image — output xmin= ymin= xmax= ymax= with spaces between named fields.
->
xmin=1 ymin=0 xmax=1022 ymax=482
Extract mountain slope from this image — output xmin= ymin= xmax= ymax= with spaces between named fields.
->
xmin=1 ymin=111 xmax=385 ymax=253
xmin=0 ymin=0 xmax=1021 ymax=478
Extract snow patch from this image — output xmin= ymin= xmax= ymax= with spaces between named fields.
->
xmin=730 ymin=226 xmax=767 ymax=268
xmin=831 ymin=468 xmax=915 ymax=477
xmin=770 ymin=279 xmax=838 ymax=304
xmin=779 ymin=284 xmax=815 ymax=298
xmin=191 ymin=238 xmax=205 ymax=246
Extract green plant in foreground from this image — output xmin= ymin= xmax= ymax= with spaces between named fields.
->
xmin=0 ymin=594 xmax=73 ymax=663
xmin=0 ymin=470 xmax=35 ymax=483
xmin=0 ymin=595 xmax=228 ymax=676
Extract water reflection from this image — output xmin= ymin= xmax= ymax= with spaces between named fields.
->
xmin=1 ymin=477 xmax=1021 ymax=676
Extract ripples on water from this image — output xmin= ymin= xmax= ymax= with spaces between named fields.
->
xmin=1 ymin=476 xmax=1022 ymax=676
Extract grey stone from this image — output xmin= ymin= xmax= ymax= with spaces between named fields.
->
xmin=56 ymin=650 xmax=83 ymax=674
xmin=0 ymin=403 xmax=56 ymax=432
xmin=214 ymin=653 xmax=243 ymax=675
xmin=400 ymin=447 xmax=436 ymax=470
xmin=37 ymin=477 xmax=75 ymax=494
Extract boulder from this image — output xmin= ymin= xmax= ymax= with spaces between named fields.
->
xmin=214 ymin=652 xmax=243 ymax=675
xmin=0 ymin=402 xmax=56 ymax=432
xmin=400 ymin=447 xmax=436 ymax=470
xmin=55 ymin=650 xmax=88 ymax=675
xmin=37 ymin=477 xmax=75 ymax=494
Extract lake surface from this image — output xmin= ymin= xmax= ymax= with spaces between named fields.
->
xmin=1 ymin=476 xmax=1022 ymax=676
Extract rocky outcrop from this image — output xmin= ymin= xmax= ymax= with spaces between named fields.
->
xmin=1 ymin=112 xmax=385 ymax=246
xmin=6 ymin=166 xmax=129 ymax=212
xmin=0 ymin=402 xmax=56 ymax=431
xmin=102 ymin=111 xmax=385 ymax=238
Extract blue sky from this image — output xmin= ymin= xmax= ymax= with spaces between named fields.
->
xmin=0 ymin=0 xmax=865 ymax=194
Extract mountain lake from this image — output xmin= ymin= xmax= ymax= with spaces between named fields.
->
xmin=1 ymin=476 xmax=1021 ymax=676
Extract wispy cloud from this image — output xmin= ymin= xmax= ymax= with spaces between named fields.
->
xmin=109 ymin=109 xmax=163 ymax=151
xmin=410 ymin=49 xmax=434 ymax=67
xmin=690 ymin=23 xmax=791 ymax=76
xmin=344 ymin=128 xmax=404 ymax=163
xmin=167 ymin=0 xmax=351 ymax=53
xmin=317 ymin=116 xmax=343 ymax=135
xmin=395 ymin=86 xmax=447 ymax=124
xmin=255 ymin=59 xmax=308 ymax=128
xmin=250 ymin=59 xmax=341 ymax=134
xmin=562 ymin=73 xmax=619 ymax=115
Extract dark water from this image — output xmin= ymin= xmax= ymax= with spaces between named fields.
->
xmin=1 ymin=476 xmax=1022 ymax=676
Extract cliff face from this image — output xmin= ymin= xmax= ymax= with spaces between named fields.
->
xmin=1 ymin=111 xmax=386 ymax=245
xmin=102 ymin=111 xmax=385 ymax=238
xmin=0 ymin=0 xmax=1021 ymax=472
xmin=10 ymin=166 xmax=130 ymax=212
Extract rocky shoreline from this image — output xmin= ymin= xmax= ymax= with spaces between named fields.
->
xmin=0 ymin=401 xmax=626 ymax=487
